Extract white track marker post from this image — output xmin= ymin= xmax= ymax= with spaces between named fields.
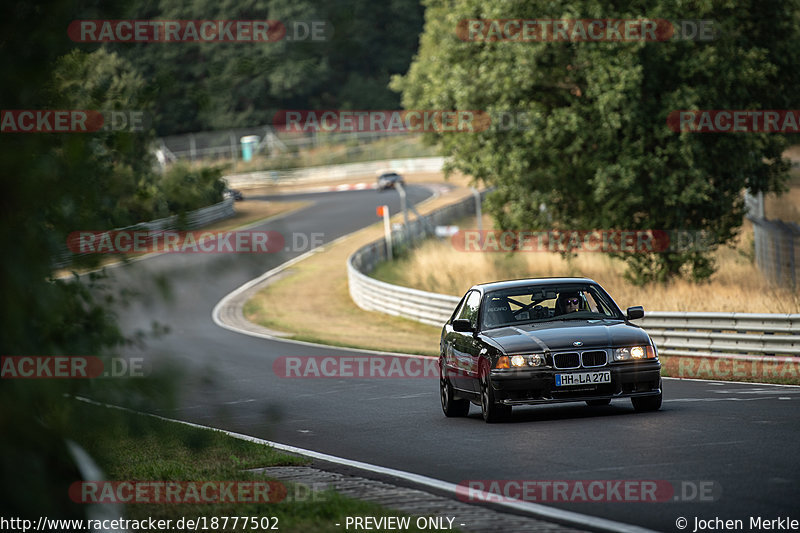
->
xmin=377 ymin=205 xmax=393 ymax=261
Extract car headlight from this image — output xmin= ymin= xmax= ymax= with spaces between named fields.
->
xmin=527 ymin=354 xmax=547 ymax=367
xmin=510 ymin=355 xmax=526 ymax=367
xmin=614 ymin=346 xmax=657 ymax=361
xmin=496 ymin=354 xmax=547 ymax=368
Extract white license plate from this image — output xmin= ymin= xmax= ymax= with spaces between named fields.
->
xmin=555 ymin=371 xmax=611 ymax=387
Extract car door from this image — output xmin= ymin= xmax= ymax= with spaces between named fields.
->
xmin=450 ymin=290 xmax=482 ymax=393
xmin=442 ymin=294 xmax=465 ymax=383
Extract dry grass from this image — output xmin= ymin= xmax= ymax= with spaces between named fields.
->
xmin=240 ymin=169 xmax=797 ymax=362
xmin=373 ymin=221 xmax=800 ymax=314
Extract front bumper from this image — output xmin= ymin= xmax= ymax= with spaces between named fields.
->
xmin=489 ymin=361 xmax=661 ymax=405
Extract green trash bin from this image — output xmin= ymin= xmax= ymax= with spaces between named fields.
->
xmin=240 ymin=135 xmax=260 ymax=162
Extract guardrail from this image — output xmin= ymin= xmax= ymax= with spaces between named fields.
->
xmin=54 ymin=197 xmax=235 ymax=268
xmin=225 ymin=157 xmax=445 ymax=188
xmin=348 ymin=256 xmax=460 ymax=327
xmin=348 ymin=190 xmax=485 ymax=326
xmin=641 ymin=312 xmax=800 ymax=358
xmin=139 ymin=196 xmax=236 ymax=230
xmin=348 ymin=200 xmax=800 ymax=358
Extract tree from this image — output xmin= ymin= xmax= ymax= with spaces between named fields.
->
xmin=80 ymin=0 xmax=426 ymax=135
xmin=393 ymin=0 xmax=800 ymax=282
xmin=51 ymin=48 xmax=165 ymax=227
xmin=0 ymin=0 xmax=174 ymax=520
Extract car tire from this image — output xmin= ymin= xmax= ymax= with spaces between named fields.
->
xmin=586 ymin=399 xmax=611 ymax=406
xmin=631 ymin=392 xmax=662 ymax=412
xmin=440 ymin=373 xmax=469 ymax=417
xmin=480 ymin=374 xmax=511 ymax=423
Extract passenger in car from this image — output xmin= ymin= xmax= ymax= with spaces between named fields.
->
xmin=484 ymin=298 xmax=515 ymax=327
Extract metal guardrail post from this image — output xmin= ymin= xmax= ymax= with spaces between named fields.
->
xmin=471 ymin=187 xmax=482 ymax=232
xmin=395 ymin=182 xmax=410 ymax=245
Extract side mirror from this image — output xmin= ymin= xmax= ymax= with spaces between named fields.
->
xmin=626 ymin=306 xmax=644 ymax=320
xmin=452 ymin=319 xmax=474 ymax=333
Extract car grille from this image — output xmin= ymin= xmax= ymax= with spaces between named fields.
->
xmin=581 ymin=350 xmax=607 ymax=367
xmin=552 ymin=350 xmax=608 ymax=369
xmin=553 ymin=352 xmax=580 ymax=369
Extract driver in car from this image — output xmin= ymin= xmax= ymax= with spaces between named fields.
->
xmin=555 ymin=292 xmax=581 ymax=315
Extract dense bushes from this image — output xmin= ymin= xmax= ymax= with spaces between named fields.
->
xmin=159 ymin=163 xmax=226 ymax=215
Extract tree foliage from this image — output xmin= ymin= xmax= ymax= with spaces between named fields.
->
xmin=393 ymin=0 xmax=800 ymax=282
xmin=161 ymin=162 xmax=225 ymax=213
xmin=69 ymin=0 xmax=426 ymax=135
xmin=0 ymin=1 xmax=175 ymax=519
xmin=50 ymin=48 xmax=167 ymax=227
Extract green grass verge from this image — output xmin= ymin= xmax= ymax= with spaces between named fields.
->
xmin=66 ymin=402 xmax=455 ymax=532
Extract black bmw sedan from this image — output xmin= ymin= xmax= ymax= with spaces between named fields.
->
xmin=439 ymin=278 xmax=662 ymax=422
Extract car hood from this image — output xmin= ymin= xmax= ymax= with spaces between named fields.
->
xmin=480 ymin=320 xmax=650 ymax=353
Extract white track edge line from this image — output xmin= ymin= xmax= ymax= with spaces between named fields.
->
xmin=211 ymin=187 xmax=444 ymax=359
xmin=661 ymin=376 xmax=800 ymax=388
xmin=73 ymin=396 xmax=656 ymax=533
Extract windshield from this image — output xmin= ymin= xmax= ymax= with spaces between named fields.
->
xmin=480 ymin=284 xmax=624 ymax=329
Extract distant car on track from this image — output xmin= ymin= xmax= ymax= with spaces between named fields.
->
xmin=439 ymin=278 xmax=662 ymax=422
xmin=223 ymin=188 xmax=244 ymax=201
xmin=376 ymin=171 xmax=405 ymax=191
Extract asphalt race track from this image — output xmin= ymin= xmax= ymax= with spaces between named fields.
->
xmin=98 ymin=186 xmax=800 ymax=533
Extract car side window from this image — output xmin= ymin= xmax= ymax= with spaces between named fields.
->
xmin=457 ymin=290 xmax=482 ymax=328
xmin=585 ymin=288 xmax=616 ymax=317
xmin=583 ymin=291 xmax=600 ymax=313
xmin=451 ymin=294 xmax=468 ymax=322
